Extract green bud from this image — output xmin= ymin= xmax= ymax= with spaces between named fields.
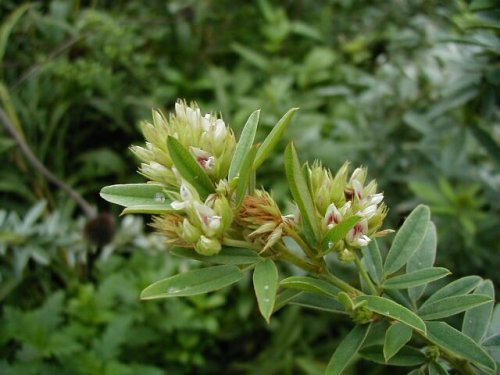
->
xmin=352 ymin=305 xmax=373 ymax=324
xmin=213 ymin=195 xmax=233 ymax=230
xmin=181 ymin=219 xmax=202 ymax=243
xmin=195 ymin=235 xmax=222 ymax=256
xmin=339 ymin=249 xmax=356 ymax=262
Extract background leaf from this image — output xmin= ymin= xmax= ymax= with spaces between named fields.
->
xmin=326 ymin=324 xmax=371 ymax=375
xmin=462 ymin=280 xmax=495 ymax=342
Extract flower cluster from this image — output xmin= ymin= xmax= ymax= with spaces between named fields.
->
xmin=308 ymin=162 xmax=390 ymax=251
xmin=152 ymin=180 xmax=233 ymax=255
xmin=131 ymin=100 xmax=236 ymax=187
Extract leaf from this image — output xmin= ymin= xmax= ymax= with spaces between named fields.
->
xmin=170 ymin=247 xmax=262 ymax=265
xmin=284 ymin=143 xmax=320 ymax=244
xmin=418 ymin=295 xmax=492 ymax=320
xmin=228 ymin=109 xmax=260 ymax=181
xmin=407 ymin=222 xmax=437 ymax=302
xmin=463 ymin=280 xmax=495 ymax=342
xmin=360 ymin=345 xmax=425 ymax=366
xmin=325 ymin=324 xmax=371 ymax=375
xmin=383 ymin=267 xmax=450 ymax=290
xmin=483 ymin=332 xmax=500 ymax=347
xmin=253 ymin=259 xmax=279 ymax=323
xmin=0 ymin=4 xmax=31 ymax=66
xmin=355 ymin=295 xmax=426 ymax=334
xmin=421 ymin=276 xmax=482 ymax=308
xmin=121 ymin=205 xmax=176 ymax=215
xmin=429 ymin=361 xmax=450 ymax=375
xmin=167 ymin=136 xmax=215 ymax=199
xmin=140 ymin=265 xmax=243 ymax=300
xmin=253 ymin=107 xmax=299 ymax=169
xmin=338 ymin=292 xmax=356 ymax=311
xmin=280 ymin=276 xmax=339 ymax=298
xmin=273 ymin=289 xmax=303 ymax=313
xmin=234 ymin=145 xmax=258 ymax=209
xmin=426 ymin=321 xmax=496 ymax=374
xmin=100 ymin=183 xmax=171 ymax=208
xmin=384 ymin=322 xmax=413 ymax=361
xmin=384 ymin=205 xmax=430 ymax=276
xmin=407 ymin=370 xmax=425 ymax=375
xmin=288 ymin=292 xmax=346 ymax=314
xmin=321 ymin=215 xmax=362 ymax=251
xmin=362 ymin=240 xmax=384 ymax=284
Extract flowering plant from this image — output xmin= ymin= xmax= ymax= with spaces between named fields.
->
xmin=101 ymin=101 xmax=499 ymax=375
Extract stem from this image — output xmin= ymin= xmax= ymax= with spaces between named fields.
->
xmin=353 ymin=252 xmax=378 ymax=295
xmin=287 ymin=229 xmax=318 ymax=262
xmin=222 ymin=238 xmax=259 ymax=250
xmin=318 ymin=260 xmax=361 ymax=296
xmin=274 ymin=243 xmax=318 ymax=273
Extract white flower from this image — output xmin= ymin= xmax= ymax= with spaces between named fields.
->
xmin=190 ymin=147 xmax=216 ymax=171
xmin=194 ymin=201 xmax=222 ymax=237
xmin=346 ymin=219 xmax=371 ymax=247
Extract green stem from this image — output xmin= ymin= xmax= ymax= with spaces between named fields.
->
xmin=318 ymin=260 xmax=361 ymax=296
xmin=222 ymin=238 xmax=259 ymax=250
xmin=274 ymin=243 xmax=318 ymax=273
xmin=287 ymin=229 xmax=318 ymax=262
xmin=353 ymin=252 xmax=378 ymax=295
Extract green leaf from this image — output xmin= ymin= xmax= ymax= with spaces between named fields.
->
xmin=483 ymin=332 xmax=500 ymax=347
xmin=362 ymin=240 xmax=384 ymax=284
xmin=360 ymin=345 xmax=425 ymax=366
xmin=0 ymin=4 xmax=31 ymax=66
xmin=284 ymin=143 xmax=320 ymax=244
xmin=288 ymin=292 xmax=345 ymax=314
xmin=463 ymin=280 xmax=495 ymax=342
xmin=326 ymin=324 xmax=371 ymax=375
xmin=170 ymin=247 xmax=262 ymax=265
xmin=419 ymin=295 xmax=492 ymax=321
xmin=321 ymin=215 xmax=362 ymax=251
xmin=384 ymin=322 xmax=413 ymax=361
xmin=229 ymin=109 xmax=260 ymax=181
xmin=383 ymin=267 xmax=450 ymax=290
xmin=253 ymin=107 xmax=298 ymax=169
xmin=100 ymin=183 xmax=170 ymax=208
xmin=253 ymin=259 xmax=279 ymax=323
xmin=167 ymin=136 xmax=215 ymax=199
xmin=280 ymin=276 xmax=339 ymax=298
xmin=426 ymin=321 xmax=496 ymax=373
xmin=338 ymin=291 xmax=356 ymax=311
xmin=421 ymin=276 xmax=482 ymax=308
xmin=384 ymin=205 xmax=430 ymax=276
xmin=355 ymin=295 xmax=426 ymax=334
xmin=273 ymin=289 xmax=302 ymax=313
xmin=140 ymin=265 xmax=243 ymax=300
xmin=429 ymin=361 xmax=449 ymax=375
xmin=234 ymin=145 xmax=258 ymax=209
xmin=407 ymin=370 xmax=425 ymax=375
xmin=121 ymin=205 xmax=176 ymax=215
xmin=407 ymin=222 xmax=437 ymax=302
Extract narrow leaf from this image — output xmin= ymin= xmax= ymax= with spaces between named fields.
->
xmin=100 ymin=183 xmax=169 ymax=207
xmin=426 ymin=321 xmax=496 ymax=373
xmin=463 ymin=280 xmax=495 ymax=342
xmin=419 ymin=295 xmax=492 ymax=320
xmin=234 ymin=145 xmax=258 ymax=209
xmin=273 ymin=289 xmax=302 ymax=313
xmin=284 ymin=143 xmax=320 ymax=244
xmin=253 ymin=259 xmax=279 ymax=323
xmin=483 ymin=332 xmax=500 ymax=347
xmin=321 ymin=215 xmax=362 ymax=251
xmin=121 ymin=205 xmax=175 ymax=215
xmin=0 ymin=4 xmax=31 ymax=65
xmin=140 ymin=265 xmax=243 ymax=300
xmin=253 ymin=107 xmax=298 ymax=169
xmin=383 ymin=267 xmax=450 ymax=290
xmin=290 ymin=292 xmax=346 ymax=314
xmin=362 ymin=240 xmax=384 ymax=284
xmin=326 ymin=324 xmax=371 ymax=375
xmin=429 ymin=361 xmax=450 ymax=375
xmin=229 ymin=109 xmax=260 ymax=181
xmin=421 ymin=276 xmax=482 ymax=308
xmin=355 ymin=295 xmax=426 ymax=334
xmin=407 ymin=222 xmax=437 ymax=302
xmin=167 ymin=136 xmax=215 ymax=198
xmin=360 ymin=345 xmax=425 ymax=366
xmin=280 ymin=276 xmax=339 ymax=298
xmin=384 ymin=205 xmax=430 ymax=276
xmin=384 ymin=322 xmax=413 ymax=361
xmin=170 ymin=247 xmax=262 ymax=265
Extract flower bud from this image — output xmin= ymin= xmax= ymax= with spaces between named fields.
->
xmin=181 ymin=219 xmax=202 ymax=243
xmin=352 ymin=305 xmax=373 ymax=324
xmin=195 ymin=235 xmax=222 ymax=256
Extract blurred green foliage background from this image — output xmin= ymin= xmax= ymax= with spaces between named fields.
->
xmin=0 ymin=0 xmax=498 ymax=374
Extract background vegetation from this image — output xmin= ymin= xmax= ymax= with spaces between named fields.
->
xmin=0 ymin=0 xmax=498 ymax=374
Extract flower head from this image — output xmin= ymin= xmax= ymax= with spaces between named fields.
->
xmin=131 ymin=100 xmax=236 ymax=188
